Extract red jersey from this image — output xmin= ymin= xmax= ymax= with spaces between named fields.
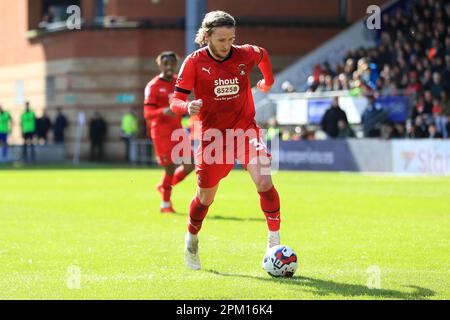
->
xmin=174 ymin=45 xmax=264 ymax=133
xmin=143 ymin=75 xmax=182 ymax=139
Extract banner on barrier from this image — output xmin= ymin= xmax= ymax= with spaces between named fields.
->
xmin=307 ymin=99 xmax=333 ymax=125
xmin=277 ymin=139 xmax=448 ymax=175
xmin=276 ymin=95 xmax=409 ymax=126
xmin=377 ymin=96 xmax=409 ymax=123
xmin=392 ymin=140 xmax=450 ymax=175
xmin=278 ymin=140 xmax=359 ymax=171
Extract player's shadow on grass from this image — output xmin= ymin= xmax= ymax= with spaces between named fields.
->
xmin=205 ymin=270 xmax=434 ymax=300
xmin=171 ymin=212 xmax=265 ymax=222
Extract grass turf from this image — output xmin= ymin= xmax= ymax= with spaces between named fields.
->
xmin=0 ymin=166 xmax=449 ymax=299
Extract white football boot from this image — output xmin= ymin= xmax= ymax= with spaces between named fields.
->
xmin=184 ymin=232 xmax=201 ymax=270
xmin=267 ymin=231 xmax=280 ymax=251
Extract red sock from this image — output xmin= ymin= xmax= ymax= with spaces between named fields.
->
xmin=172 ymin=166 xmax=188 ymax=186
xmin=160 ymin=173 xmax=173 ymax=202
xmin=187 ymin=197 xmax=210 ymax=235
xmin=258 ymin=186 xmax=281 ymax=232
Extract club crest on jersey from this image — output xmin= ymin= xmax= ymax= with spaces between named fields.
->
xmin=238 ymin=64 xmax=247 ymax=76
xmin=214 ymin=77 xmax=240 ymax=98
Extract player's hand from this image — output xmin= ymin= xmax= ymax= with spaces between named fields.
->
xmin=187 ymin=99 xmax=203 ymax=116
xmin=257 ymin=79 xmax=272 ymax=93
xmin=163 ymin=107 xmax=176 ymax=117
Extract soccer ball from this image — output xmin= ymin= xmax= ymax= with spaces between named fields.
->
xmin=262 ymin=245 xmax=298 ymax=277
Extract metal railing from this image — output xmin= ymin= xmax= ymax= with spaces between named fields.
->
xmin=129 ymin=139 xmax=155 ymax=165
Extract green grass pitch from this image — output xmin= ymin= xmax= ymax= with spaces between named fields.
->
xmin=0 ymin=166 xmax=449 ymax=300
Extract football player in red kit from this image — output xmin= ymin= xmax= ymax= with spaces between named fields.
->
xmin=143 ymin=51 xmax=194 ymax=213
xmin=170 ymin=11 xmax=280 ymax=270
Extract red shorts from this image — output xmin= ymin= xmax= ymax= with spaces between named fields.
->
xmin=152 ymin=130 xmax=193 ymax=166
xmin=195 ymin=123 xmax=271 ymax=188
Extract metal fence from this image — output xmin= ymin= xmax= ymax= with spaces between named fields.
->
xmin=129 ymin=139 xmax=155 ymax=164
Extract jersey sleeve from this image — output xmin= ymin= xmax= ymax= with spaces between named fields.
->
xmin=241 ymin=44 xmax=264 ymax=68
xmin=144 ymin=82 xmax=157 ymax=107
xmin=242 ymin=44 xmax=274 ymax=86
xmin=143 ymin=82 xmax=164 ymax=120
xmin=174 ymin=55 xmax=196 ymax=101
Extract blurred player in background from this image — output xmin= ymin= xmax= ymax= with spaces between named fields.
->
xmin=143 ymin=51 xmax=194 ymax=213
xmin=0 ymin=104 xmax=13 ymax=162
xmin=170 ymin=11 xmax=279 ymax=270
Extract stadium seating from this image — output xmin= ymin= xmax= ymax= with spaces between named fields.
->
xmin=303 ymin=0 xmax=450 ymax=138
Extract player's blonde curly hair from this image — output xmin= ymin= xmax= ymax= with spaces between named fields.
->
xmin=194 ymin=11 xmax=236 ymax=47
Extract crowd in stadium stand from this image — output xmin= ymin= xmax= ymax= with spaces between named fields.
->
xmin=302 ymin=0 xmax=450 ymax=139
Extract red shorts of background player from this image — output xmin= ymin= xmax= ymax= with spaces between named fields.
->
xmin=153 ymin=129 xmax=193 ymax=166
xmin=195 ymin=123 xmax=271 ymax=188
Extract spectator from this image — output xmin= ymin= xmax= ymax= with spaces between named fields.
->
xmin=409 ymin=115 xmax=429 ymax=139
xmin=428 ymin=123 xmax=443 ymax=139
xmin=421 ymin=69 xmax=433 ymax=91
xmin=121 ymin=108 xmax=139 ymax=162
xmin=38 ymin=5 xmax=69 ymax=28
xmin=432 ymin=98 xmax=447 ymax=136
xmin=441 ymin=91 xmax=450 ymax=138
xmin=381 ymin=122 xmax=396 ymax=139
xmin=320 ymin=97 xmax=349 ymax=139
xmin=338 ymin=73 xmax=350 ymax=91
xmin=291 ymin=126 xmax=302 ymax=141
xmin=265 ymin=118 xmax=280 ymax=142
xmin=337 ymin=119 xmax=356 ymax=138
xmin=36 ymin=111 xmax=52 ymax=145
xmin=392 ymin=123 xmax=407 ymax=139
xmin=53 ymin=107 xmax=68 ymax=144
xmin=38 ymin=5 xmax=56 ymax=28
xmin=405 ymin=71 xmax=421 ymax=94
xmin=281 ymin=129 xmax=291 ymax=141
xmin=0 ymin=105 xmax=13 ymax=162
xmin=361 ymin=95 xmax=386 ymax=137
xmin=281 ymin=80 xmax=295 ymax=93
xmin=447 ymin=121 xmax=450 ymax=139
xmin=89 ymin=112 xmax=107 ymax=162
xmin=423 ymin=90 xmax=435 ymax=119
xmin=21 ymin=102 xmax=36 ymax=163
xmin=412 ymin=94 xmax=428 ymax=121
xmin=431 ymin=72 xmax=444 ymax=99
xmin=444 ymin=54 xmax=450 ymax=86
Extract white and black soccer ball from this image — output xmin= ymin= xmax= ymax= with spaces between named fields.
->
xmin=262 ymin=245 xmax=298 ymax=277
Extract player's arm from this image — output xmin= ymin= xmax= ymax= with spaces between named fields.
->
xmin=255 ymin=46 xmax=275 ymax=93
xmin=170 ymin=56 xmax=203 ymax=116
xmin=171 ymin=97 xmax=202 ymax=116
xmin=8 ymin=113 xmax=13 ymax=132
xmin=143 ymin=83 xmax=166 ymax=121
xmin=143 ymin=104 xmax=165 ymax=120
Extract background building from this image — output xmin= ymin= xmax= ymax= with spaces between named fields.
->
xmin=0 ymin=0 xmax=387 ymax=160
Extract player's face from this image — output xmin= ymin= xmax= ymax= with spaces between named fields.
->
xmin=159 ymin=58 xmax=177 ymax=79
xmin=206 ymin=26 xmax=236 ymax=60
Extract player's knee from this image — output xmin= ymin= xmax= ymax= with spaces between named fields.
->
xmin=255 ymin=176 xmax=273 ymax=192
xmin=198 ymin=195 xmax=214 ymax=206
xmin=197 ymin=190 xmax=215 ymax=206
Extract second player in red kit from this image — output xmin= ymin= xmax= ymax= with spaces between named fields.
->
xmin=143 ymin=52 xmax=194 ymax=213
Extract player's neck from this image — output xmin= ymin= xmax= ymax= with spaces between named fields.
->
xmin=159 ymin=73 xmax=173 ymax=82
xmin=207 ymin=48 xmax=224 ymax=61
xmin=206 ymin=46 xmax=231 ymax=62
